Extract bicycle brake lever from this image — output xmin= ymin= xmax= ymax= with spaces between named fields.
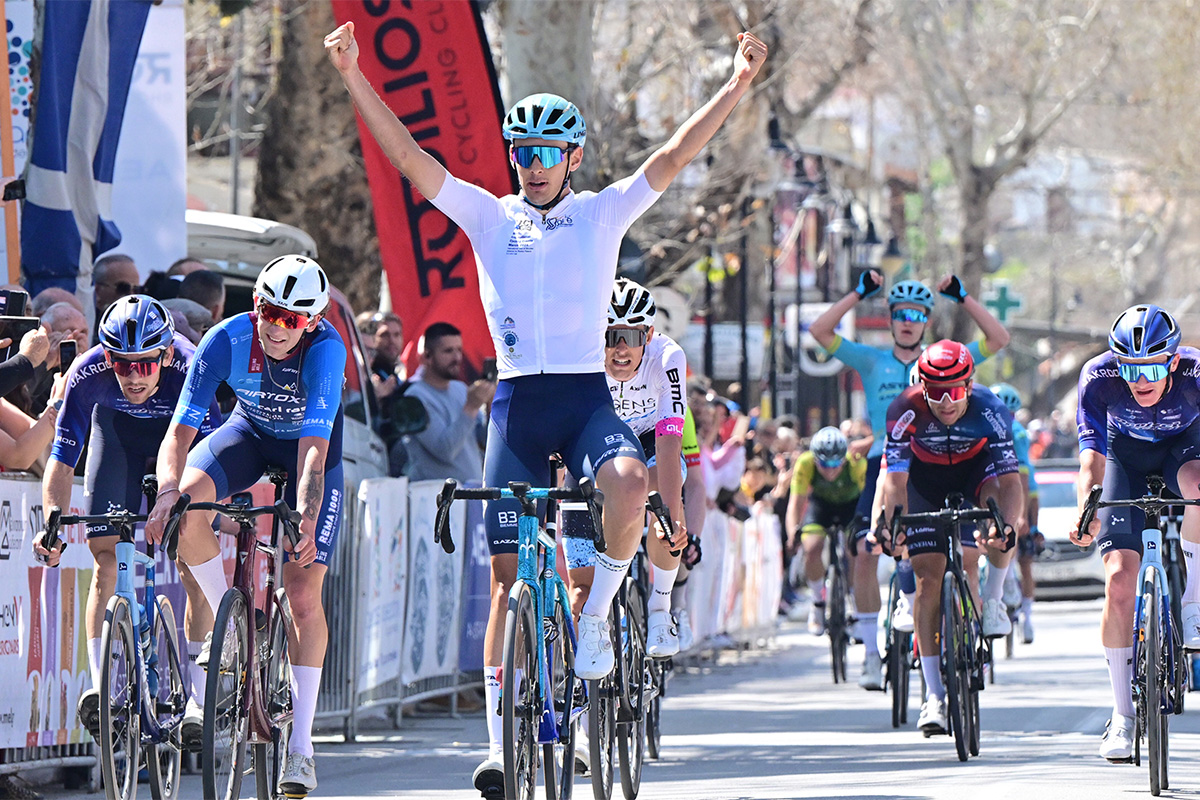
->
xmin=164 ymin=493 xmax=191 ymax=562
xmin=38 ymin=507 xmax=64 ymax=567
xmin=646 ymin=491 xmax=681 ymax=556
xmin=1076 ymin=485 xmax=1103 ymax=549
xmin=434 ymin=479 xmax=457 ymax=554
xmin=578 ymin=477 xmax=606 ymax=554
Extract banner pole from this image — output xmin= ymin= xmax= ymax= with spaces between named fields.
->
xmin=0 ymin=0 xmax=19 ymax=284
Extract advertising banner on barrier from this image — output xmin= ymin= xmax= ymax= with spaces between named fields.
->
xmin=457 ymin=495 xmax=489 ymax=673
xmin=402 ymin=481 xmax=464 ymax=685
xmin=356 ymin=478 xmax=409 ymax=695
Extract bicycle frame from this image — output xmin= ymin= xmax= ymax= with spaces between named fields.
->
xmin=1133 ymin=525 xmax=1182 ymax=717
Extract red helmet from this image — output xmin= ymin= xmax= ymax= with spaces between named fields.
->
xmin=918 ymin=340 xmax=974 ymax=383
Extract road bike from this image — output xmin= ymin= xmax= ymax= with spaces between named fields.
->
xmin=883 ymin=569 xmax=916 ymax=729
xmin=1078 ymin=477 xmax=1198 ymax=795
xmin=435 ymin=467 xmax=602 ymax=800
xmin=822 ymin=522 xmax=853 ymax=684
xmin=186 ymin=467 xmax=302 ymax=800
xmin=43 ymin=478 xmax=190 ymax=800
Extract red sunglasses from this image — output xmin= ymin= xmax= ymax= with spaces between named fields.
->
xmin=257 ymin=301 xmax=311 ymax=330
xmin=924 ymin=383 xmax=970 ymax=404
xmin=110 ymin=354 xmax=163 ymax=377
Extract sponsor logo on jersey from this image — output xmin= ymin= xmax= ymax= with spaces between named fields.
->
xmin=983 ymin=408 xmax=1009 ymax=439
xmin=890 ymin=409 xmax=916 ymax=440
xmin=501 ymin=316 xmax=516 ymax=330
xmin=544 ymin=215 xmax=574 ymax=231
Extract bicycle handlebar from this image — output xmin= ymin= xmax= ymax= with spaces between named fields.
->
xmin=1074 ymin=484 xmax=1200 ymax=549
xmin=42 ymin=492 xmax=191 ymax=564
xmin=883 ymin=496 xmax=1010 ymax=556
xmin=186 ymin=498 xmax=306 ymax=566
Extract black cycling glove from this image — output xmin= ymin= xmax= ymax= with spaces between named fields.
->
xmin=940 ymin=274 xmax=968 ymax=303
xmin=855 ymin=271 xmax=882 ymax=300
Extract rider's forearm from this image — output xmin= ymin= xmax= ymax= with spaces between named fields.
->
xmin=1077 ymin=448 xmax=1105 ymax=509
xmin=809 ymin=292 xmax=858 ymax=349
xmin=642 ymin=75 xmax=753 ymax=192
xmin=998 ymin=473 xmax=1025 ymax=530
xmin=786 ymin=495 xmax=807 ymax=538
xmin=880 ymin=472 xmax=908 ymax=521
xmin=296 ymin=443 xmax=327 ymax=526
xmin=683 ymin=464 xmax=706 ymax=539
xmin=655 ymin=435 xmax=685 ymax=529
xmin=155 ymin=422 xmax=198 ymax=494
xmin=963 ymin=294 xmax=1010 ymax=353
xmin=42 ymin=458 xmax=74 ymax=511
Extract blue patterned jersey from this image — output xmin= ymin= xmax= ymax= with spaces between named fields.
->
xmin=884 ymin=384 xmax=1018 ymax=475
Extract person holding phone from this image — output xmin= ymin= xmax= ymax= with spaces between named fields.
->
xmin=402 ymin=321 xmax=495 ymax=482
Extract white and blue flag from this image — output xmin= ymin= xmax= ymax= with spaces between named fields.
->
xmin=21 ymin=0 xmax=151 ymax=296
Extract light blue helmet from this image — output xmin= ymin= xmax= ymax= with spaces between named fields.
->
xmin=98 ymin=295 xmax=174 ymax=354
xmin=502 ymin=93 xmax=587 ymax=148
xmin=887 ymin=280 xmax=935 ymax=311
xmin=989 ymin=383 xmax=1022 ymax=414
xmin=1109 ymin=304 xmax=1180 ymax=360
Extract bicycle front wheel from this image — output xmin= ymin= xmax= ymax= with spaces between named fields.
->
xmin=617 ymin=582 xmax=647 ymax=800
xmin=588 ymin=606 xmax=618 ymax=800
xmin=256 ymin=590 xmax=294 ymax=800
xmin=99 ymin=596 xmax=140 ymax=800
xmin=503 ymin=582 xmax=540 ymax=800
xmin=827 ymin=558 xmax=848 ymax=684
xmin=1144 ymin=576 xmax=1167 ymax=796
xmin=889 ymin=628 xmax=912 ymax=729
xmin=941 ymin=572 xmax=970 ymax=762
xmin=544 ymin=592 xmax=577 ymax=800
xmin=147 ymin=595 xmax=184 ymax=800
xmin=645 ymin=660 xmax=664 ymax=760
xmin=202 ymin=590 xmax=250 ymax=800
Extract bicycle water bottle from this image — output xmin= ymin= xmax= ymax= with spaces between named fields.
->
xmin=139 ymin=615 xmax=159 ymax=696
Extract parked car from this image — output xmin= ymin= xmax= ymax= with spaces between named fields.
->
xmin=1031 ymin=460 xmax=1105 ymax=600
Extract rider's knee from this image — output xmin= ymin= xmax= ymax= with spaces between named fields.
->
xmin=600 ymin=460 xmax=648 ymax=507
xmin=1106 ymin=565 xmax=1138 ymax=607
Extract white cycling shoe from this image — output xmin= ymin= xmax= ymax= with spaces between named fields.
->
xmin=1182 ymin=602 xmax=1200 ymax=650
xmin=982 ymin=598 xmax=1012 ymax=639
xmin=675 ymin=609 xmax=695 ymax=652
xmin=647 ymin=611 xmax=680 ymax=659
xmin=859 ymin=651 xmax=884 ymax=691
xmin=918 ymin=696 xmax=947 ymax=737
xmin=279 ymin=753 xmax=317 ymax=797
xmin=575 ymin=613 xmax=615 ymax=680
xmin=1099 ymin=714 xmax=1135 ymax=762
xmin=892 ymin=595 xmax=914 ymax=633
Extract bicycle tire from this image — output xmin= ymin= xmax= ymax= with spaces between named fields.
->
xmin=147 ymin=595 xmax=184 ymax=800
xmin=827 ymin=558 xmax=848 ymax=684
xmin=503 ymin=583 xmax=540 ymax=800
xmin=617 ymin=581 xmax=647 ymax=800
xmin=645 ymin=661 xmax=662 ymax=760
xmin=588 ymin=674 xmax=615 ymax=800
xmin=1145 ymin=577 xmax=1166 ymax=796
xmin=99 ymin=596 xmax=139 ymax=800
xmin=968 ymin=614 xmax=982 ymax=757
xmin=544 ymin=594 xmax=577 ymax=800
xmin=256 ymin=591 xmax=294 ymax=800
xmin=890 ymin=629 xmax=911 ymax=729
xmin=941 ymin=572 xmax=969 ymax=762
xmin=202 ymin=590 xmax=250 ymax=800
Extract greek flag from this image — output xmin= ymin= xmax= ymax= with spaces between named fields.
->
xmin=21 ymin=0 xmax=152 ymax=296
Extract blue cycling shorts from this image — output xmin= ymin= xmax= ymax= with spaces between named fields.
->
xmin=483 ymin=373 xmax=643 ymax=556
xmin=187 ymin=408 xmax=345 ymax=566
xmin=83 ymin=408 xmax=170 ymax=538
xmin=1098 ymin=426 xmax=1200 ymax=555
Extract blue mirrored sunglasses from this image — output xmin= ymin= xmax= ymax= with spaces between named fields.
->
xmin=892 ymin=308 xmax=929 ymax=324
xmin=1118 ymin=361 xmax=1170 ymax=383
xmin=510 ymin=144 xmax=571 ymax=169
xmin=816 ymin=456 xmax=844 ymax=469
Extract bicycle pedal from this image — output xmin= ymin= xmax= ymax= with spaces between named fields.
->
xmin=1105 ymin=756 xmax=1134 ymax=765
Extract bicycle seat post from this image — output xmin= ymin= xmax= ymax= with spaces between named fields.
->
xmin=266 ymin=466 xmax=288 ymax=500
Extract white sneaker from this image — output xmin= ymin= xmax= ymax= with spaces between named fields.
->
xmin=808 ymin=603 xmax=826 ymax=636
xmin=647 ymin=611 xmax=680 ymax=659
xmin=197 ymin=628 xmax=238 ymax=670
xmin=181 ymin=697 xmax=203 ymax=752
xmin=859 ymin=651 xmax=884 ymax=691
xmin=982 ymin=598 xmax=1012 ymax=639
xmin=892 ymin=595 xmax=914 ymax=633
xmin=278 ymin=752 xmax=317 ymax=796
xmin=575 ymin=613 xmax=615 ymax=680
xmin=675 ymin=610 xmax=695 ymax=652
xmin=472 ymin=753 xmax=504 ymax=795
xmin=1182 ymin=602 xmax=1200 ymax=650
xmin=1022 ymin=611 xmax=1034 ymax=645
xmin=917 ymin=696 xmax=947 ymax=736
xmin=1099 ymin=714 xmax=1135 ymax=761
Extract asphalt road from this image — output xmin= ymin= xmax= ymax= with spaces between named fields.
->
xmin=42 ymin=599 xmax=1200 ymax=799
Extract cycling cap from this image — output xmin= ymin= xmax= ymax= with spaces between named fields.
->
xmin=989 ymin=383 xmax=1022 ymax=414
xmin=887 ymin=280 xmax=934 ymax=311
xmin=255 ymin=255 xmax=329 ymax=314
xmin=609 ymin=278 xmax=656 ymax=328
xmin=99 ymin=295 xmax=174 ymax=355
xmin=918 ymin=340 xmax=974 ymax=383
xmin=502 ymin=93 xmax=587 ymax=148
xmin=810 ymin=426 xmax=848 ymax=465
xmin=1109 ymin=304 xmax=1180 ymax=360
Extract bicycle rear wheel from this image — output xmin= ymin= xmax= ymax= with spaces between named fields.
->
xmin=889 ymin=629 xmax=912 ymax=729
xmin=941 ymin=572 xmax=970 ymax=762
xmin=588 ymin=673 xmax=615 ymax=800
xmin=503 ymin=582 xmax=540 ymax=800
xmin=544 ymin=594 xmax=577 ymax=800
xmin=1144 ymin=577 xmax=1167 ymax=796
xmin=827 ymin=558 xmax=848 ymax=684
xmin=99 ymin=596 xmax=139 ymax=800
xmin=147 ymin=596 xmax=184 ymax=800
xmin=256 ymin=591 xmax=294 ymax=800
xmin=617 ymin=582 xmax=647 ymax=800
xmin=202 ymin=590 xmax=250 ymax=800
xmin=645 ymin=661 xmax=663 ymax=760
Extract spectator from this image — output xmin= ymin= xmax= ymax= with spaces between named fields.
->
xmin=178 ymin=269 xmax=225 ymax=323
xmin=31 ymin=287 xmax=83 ymax=317
xmin=91 ymin=254 xmax=139 ymax=342
xmin=403 ymin=321 xmax=494 ymax=482
xmin=167 ymin=257 xmax=206 ymax=277
xmin=29 ymin=302 xmax=88 ymax=410
xmin=357 ymin=310 xmax=405 ymax=392
xmin=162 ymin=298 xmax=214 ymax=343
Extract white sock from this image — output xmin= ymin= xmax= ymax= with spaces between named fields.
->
xmin=187 ymin=555 xmax=228 ymax=619
xmin=187 ymin=640 xmax=205 ymax=706
xmin=649 ymin=565 xmax=678 ymax=614
xmin=858 ymin=617 xmax=879 ymax=655
xmin=1021 ymin=597 xmax=1033 ymax=619
xmin=288 ymin=665 xmax=322 ymax=758
xmin=1105 ymin=646 xmax=1135 ymax=718
xmin=1183 ymin=541 xmax=1200 ymax=604
xmin=921 ymin=656 xmax=945 ymax=701
xmin=484 ymin=666 xmax=502 ymax=756
xmin=581 ymin=553 xmax=633 ymax=618
xmin=87 ymin=638 xmax=103 ymax=689
xmin=983 ymin=562 xmax=1008 ymax=602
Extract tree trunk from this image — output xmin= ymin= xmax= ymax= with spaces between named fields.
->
xmin=253 ymin=1 xmax=380 ymax=314
xmin=952 ymin=166 xmax=992 ymax=343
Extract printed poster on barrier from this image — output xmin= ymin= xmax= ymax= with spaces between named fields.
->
xmin=402 ymin=480 xmax=464 ymax=685
xmin=457 ymin=490 xmax=489 ymax=673
xmin=356 ymin=478 xmax=409 ymax=695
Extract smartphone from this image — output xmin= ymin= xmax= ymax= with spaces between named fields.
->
xmin=0 ymin=289 xmax=27 ymax=316
xmin=0 ymin=315 xmax=39 ymax=363
xmin=58 ymin=340 xmax=77 ymax=373
xmin=482 ymin=357 xmax=498 ymax=382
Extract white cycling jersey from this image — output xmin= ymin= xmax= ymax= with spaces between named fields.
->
xmin=430 ymin=172 xmax=662 ymax=379
xmin=607 ymin=333 xmax=687 ymax=438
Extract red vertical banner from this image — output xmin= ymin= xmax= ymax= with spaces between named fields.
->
xmin=332 ymin=0 xmax=513 ymax=374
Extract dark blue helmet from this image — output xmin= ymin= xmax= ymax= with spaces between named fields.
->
xmin=98 ymin=295 xmax=174 ymax=355
xmin=1109 ymin=304 xmax=1180 ymax=360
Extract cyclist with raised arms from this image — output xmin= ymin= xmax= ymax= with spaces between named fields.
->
xmin=785 ymin=427 xmax=866 ymax=639
xmin=809 ymin=273 xmax=1009 ymax=689
xmin=877 ymin=340 xmax=1023 ymax=737
xmin=324 ymin=20 xmax=765 ymax=794
xmin=33 ymin=296 xmax=221 ymax=745
xmin=145 ymin=255 xmax=344 ymax=796
xmin=1069 ymin=304 xmax=1200 ymax=762
xmin=563 ymin=278 xmax=689 ymax=657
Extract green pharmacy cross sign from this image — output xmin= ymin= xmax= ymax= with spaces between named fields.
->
xmin=983 ymin=281 xmax=1023 ymax=324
